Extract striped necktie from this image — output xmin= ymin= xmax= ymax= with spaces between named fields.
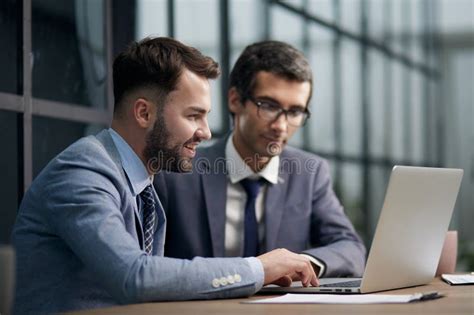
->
xmin=139 ymin=185 xmax=157 ymax=255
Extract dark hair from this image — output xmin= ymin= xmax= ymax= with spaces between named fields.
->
xmin=230 ymin=40 xmax=312 ymax=104
xmin=113 ymin=37 xmax=220 ymax=114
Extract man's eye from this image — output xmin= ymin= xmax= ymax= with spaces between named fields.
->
xmin=288 ymin=109 xmax=304 ymax=117
xmin=261 ymin=102 xmax=280 ymax=112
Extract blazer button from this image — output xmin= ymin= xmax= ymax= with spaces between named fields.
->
xmin=212 ymin=278 xmax=220 ymax=288
xmin=227 ymin=275 xmax=235 ymax=284
xmin=219 ymin=277 xmax=228 ymax=286
xmin=234 ymin=274 xmax=242 ymax=283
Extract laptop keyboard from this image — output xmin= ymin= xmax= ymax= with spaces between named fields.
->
xmin=320 ymin=280 xmax=362 ymax=288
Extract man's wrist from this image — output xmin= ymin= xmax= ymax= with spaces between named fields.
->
xmin=300 ymin=254 xmax=325 ymax=277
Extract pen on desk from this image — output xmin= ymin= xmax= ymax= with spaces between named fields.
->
xmin=419 ymin=291 xmax=444 ymax=301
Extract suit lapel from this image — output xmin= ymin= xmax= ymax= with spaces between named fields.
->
xmin=152 ymin=190 xmax=167 ymax=256
xmin=96 ymin=130 xmax=144 ymax=248
xmin=200 ymin=137 xmax=229 ymax=257
xmin=202 ymin=171 xmax=227 ymax=257
xmin=264 ymin=155 xmax=291 ymax=251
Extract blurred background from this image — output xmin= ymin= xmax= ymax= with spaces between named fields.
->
xmin=1 ymin=0 xmax=473 ymax=270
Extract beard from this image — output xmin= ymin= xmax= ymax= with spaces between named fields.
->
xmin=143 ymin=114 xmax=193 ymax=173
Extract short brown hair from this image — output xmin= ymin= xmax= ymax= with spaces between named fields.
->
xmin=113 ymin=37 xmax=220 ymax=114
xmin=230 ymin=41 xmax=312 ymax=104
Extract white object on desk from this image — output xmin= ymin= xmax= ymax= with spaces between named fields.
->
xmin=246 ymin=292 xmax=442 ymax=304
xmin=441 ymin=274 xmax=474 ymax=285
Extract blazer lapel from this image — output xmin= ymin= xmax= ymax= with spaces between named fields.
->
xmin=200 ymin=138 xmax=229 ymax=257
xmin=264 ymin=160 xmax=290 ymax=251
xmin=153 ymin=191 xmax=167 ymax=256
xmin=96 ymin=130 xmax=144 ymax=248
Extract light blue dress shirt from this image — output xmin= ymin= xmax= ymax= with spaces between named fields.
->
xmin=109 ymin=128 xmax=152 ymax=196
xmin=109 ymin=128 xmax=152 ymax=224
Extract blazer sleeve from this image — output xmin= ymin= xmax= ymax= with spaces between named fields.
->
xmin=301 ymin=159 xmax=367 ymax=277
xmin=44 ymin=153 xmax=262 ymax=303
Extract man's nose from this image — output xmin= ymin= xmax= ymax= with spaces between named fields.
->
xmin=197 ymin=119 xmax=212 ymax=141
xmin=270 ymin=112 xmax=289 ymax=133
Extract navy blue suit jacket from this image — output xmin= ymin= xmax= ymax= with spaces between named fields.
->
xmin=155 ymin=136 xmax=366 ymax=277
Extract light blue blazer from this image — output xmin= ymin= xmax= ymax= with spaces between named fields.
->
xmin=12 ymin=130 xmax=260 ymax=314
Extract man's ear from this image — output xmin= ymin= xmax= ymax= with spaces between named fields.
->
xmin=228 ymin=87 xmax=243 ymax=115
xmin=133 ymin=98 xmax=155 ymax=129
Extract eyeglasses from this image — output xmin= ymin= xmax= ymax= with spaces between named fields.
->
xmin=247 ymin=97 xmax=310 ymax=127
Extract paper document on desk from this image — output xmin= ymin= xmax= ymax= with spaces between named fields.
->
xmin=246 ymin=292 xmax=443 ymax=304
xmin=441 ymin=274 xmax=474 ymax=285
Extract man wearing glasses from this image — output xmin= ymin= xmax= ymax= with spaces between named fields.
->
xmin=155 ymin=41 xmax=366 ymax=281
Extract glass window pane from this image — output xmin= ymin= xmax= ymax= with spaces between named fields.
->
xmin=368 ymin=49 xmax=385 ymax=158
xmin=339 ymin=162 xmax=364 ymax=239
xmin=440 ymin=0 xmax=474 ymax=33
xmin=327 ymin=158 xmax=336 ymax=179
xmin=307 ymin=0 xmax=334 ymax=23
xmin=411 ymin=71 xmax=424 ymax=163
xmin=390 ymin=0 xmax=404 ymax=56
xmin=0 ymin=0 xmax=20 ymax=94
xmin=33 ymin=117 xmax=104 ymax=178
xmin=341 ymin=0 xmax=361 ymax=33
xmin=307 ymin=25 xmax=335 ymax=153
xmin=230 ymin=0 xmax=266 ymax=65
xmin=367 ymin=0 xmax=386 ymax=42
xmin=32 ymin=0 xmax=107 ymax=108
xmin=270 ymin=1 xmax=304 ymax=47
xmin=231 ymin=0 xmax=265 ymax=46
xmin=0 ymin=110 xmax=19 ymax=244
xmin=391 ymin=61 xmax=404 ymax=161
xmin=340 ymin=39 xmax=362 ymax=156
xmin=175 ymin=0 xmax=222 ymax=133
xmin=410 ymin=0 xmax=424 ymax=63
xmin=426 ymin=79 xmax=439 ymax=164
xmin=402 ymin=65 xmax=412 ymax=162
xmin=279 ymin=0 xmax=303 ymax=9
xmin=135 ymin=0 xmax=167 ymax=39
xmin=444 ymin=51 xmax=474 ymax=169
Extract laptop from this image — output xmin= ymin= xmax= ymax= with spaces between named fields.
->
xmin=260 ymin=165 xmax=463 ymax=294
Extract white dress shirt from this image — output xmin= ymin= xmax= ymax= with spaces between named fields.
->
xmin=224 ymin=136 xmax=279 ymax=257
xmin=224 ymin=134 xmax=325 ymax=277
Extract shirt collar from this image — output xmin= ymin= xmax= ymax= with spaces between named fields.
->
xmin=109 ymin=128 xmax=152 ymax=196
xmin=225 ymin=133 xmax=279 ymax=185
